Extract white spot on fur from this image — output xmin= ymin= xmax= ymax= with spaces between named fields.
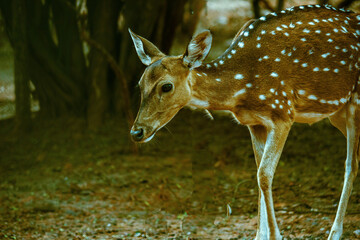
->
xmin=234 ymin=74 xmax=244 ymax=80
xmin=270 ymin=72 xmax=278 ymax=77
xmin=298 ymin=90 xmax=305 ymax=95
xmin=308 ymin=95 xmax=318 ymax=100
xmin=340 ymin=98 xmax=347 ymax=103
xmin=233 ymin=89 xmax=246 ymax=97
xmin=188 ymin=98 xmax=209 ymax=108
xmin=259 ymin=95 xmax=266 ymax=100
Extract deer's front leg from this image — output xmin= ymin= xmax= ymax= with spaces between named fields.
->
xmin=256 ymin=121 xmax=291 ymax=240
xmin=249 ymin=125 xmax=268 ymax=240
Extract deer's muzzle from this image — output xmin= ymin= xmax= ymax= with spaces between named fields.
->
xmin=130 ymin=128 xmax=144 ymax=142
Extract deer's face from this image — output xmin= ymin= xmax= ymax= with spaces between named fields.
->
xmin=131 ymin=57 xmax=192 ymax=142
xmin=129 ymin=29 xmax=212 ymax=142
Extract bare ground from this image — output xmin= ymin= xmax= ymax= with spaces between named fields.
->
xmin=0 ymin=109 xmax=359 ymax=239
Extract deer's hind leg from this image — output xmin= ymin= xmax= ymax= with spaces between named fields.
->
xmin=328 ymin=100 xmax=360 ymax=240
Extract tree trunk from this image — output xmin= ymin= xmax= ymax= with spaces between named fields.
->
xmin=51 ymin=0 xmax=87 ymax=88
xmin=24 ymin=0 xmax=87 ymax=117
xmin=319 ymin=0 xmax=329 ymax=5
xmin=159 ymin=0 xmax=187 ymax=54
xmin=252 ymin=0 xmax=260 ymax=19
xmin=181 ymin=0 xmax=206 ymax=38
xmin=12 ymin=0 xmax=31 ymax=131
xmin=86 ymin=0 xmax=122 ymax=129
xmin=338 ymin=0 xmax=355 ymax=9
xmin=276 ymin=0 xmax=284 ymax=11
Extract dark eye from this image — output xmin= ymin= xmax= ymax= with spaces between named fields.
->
xmin=161 ymin=83 xmax=173 ymax=93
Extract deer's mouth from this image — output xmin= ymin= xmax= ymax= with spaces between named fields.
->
xmin=142 ymin=131 xmax=156 ymax=143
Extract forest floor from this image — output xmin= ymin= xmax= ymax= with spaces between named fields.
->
xmin=0 ymin=110 xmax=360 ymax=239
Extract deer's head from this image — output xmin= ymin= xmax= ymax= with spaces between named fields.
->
xmin=129 ymin=29 xmax=212 ymax=142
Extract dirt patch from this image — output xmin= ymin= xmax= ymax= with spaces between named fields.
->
xmin=0 ymin=110 xmax=359 ymax=239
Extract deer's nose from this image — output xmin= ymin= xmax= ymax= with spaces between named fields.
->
xmin=130 ymin=128 xmax=144 ymax=142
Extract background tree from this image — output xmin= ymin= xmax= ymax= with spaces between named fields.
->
xmin=11 ymin=0 xmax=31 ymax=132
xmin=0 ymin=0 xmax=204 ymax=132
xmin=86 ymin=0 xmax=123 ymax=129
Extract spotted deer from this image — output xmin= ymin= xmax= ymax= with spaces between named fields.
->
xmin=129 ymin=4 xmax=360 ymax=240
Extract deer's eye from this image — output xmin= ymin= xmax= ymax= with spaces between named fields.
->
xmin=161 ymin=83 xmax=173 ymax=93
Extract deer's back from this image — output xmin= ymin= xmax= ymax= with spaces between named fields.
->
xmin=208 ymin=5 xmax=360 ymax=121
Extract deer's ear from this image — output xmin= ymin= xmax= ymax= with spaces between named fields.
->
xmin=129 ymin=29 xmax=165 ymax=66
xmin=183 ymin=30 xmax=212 ymax=69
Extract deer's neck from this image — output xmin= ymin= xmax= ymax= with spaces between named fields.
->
xmin=188 ymin=64 xmax=245 ymax=111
